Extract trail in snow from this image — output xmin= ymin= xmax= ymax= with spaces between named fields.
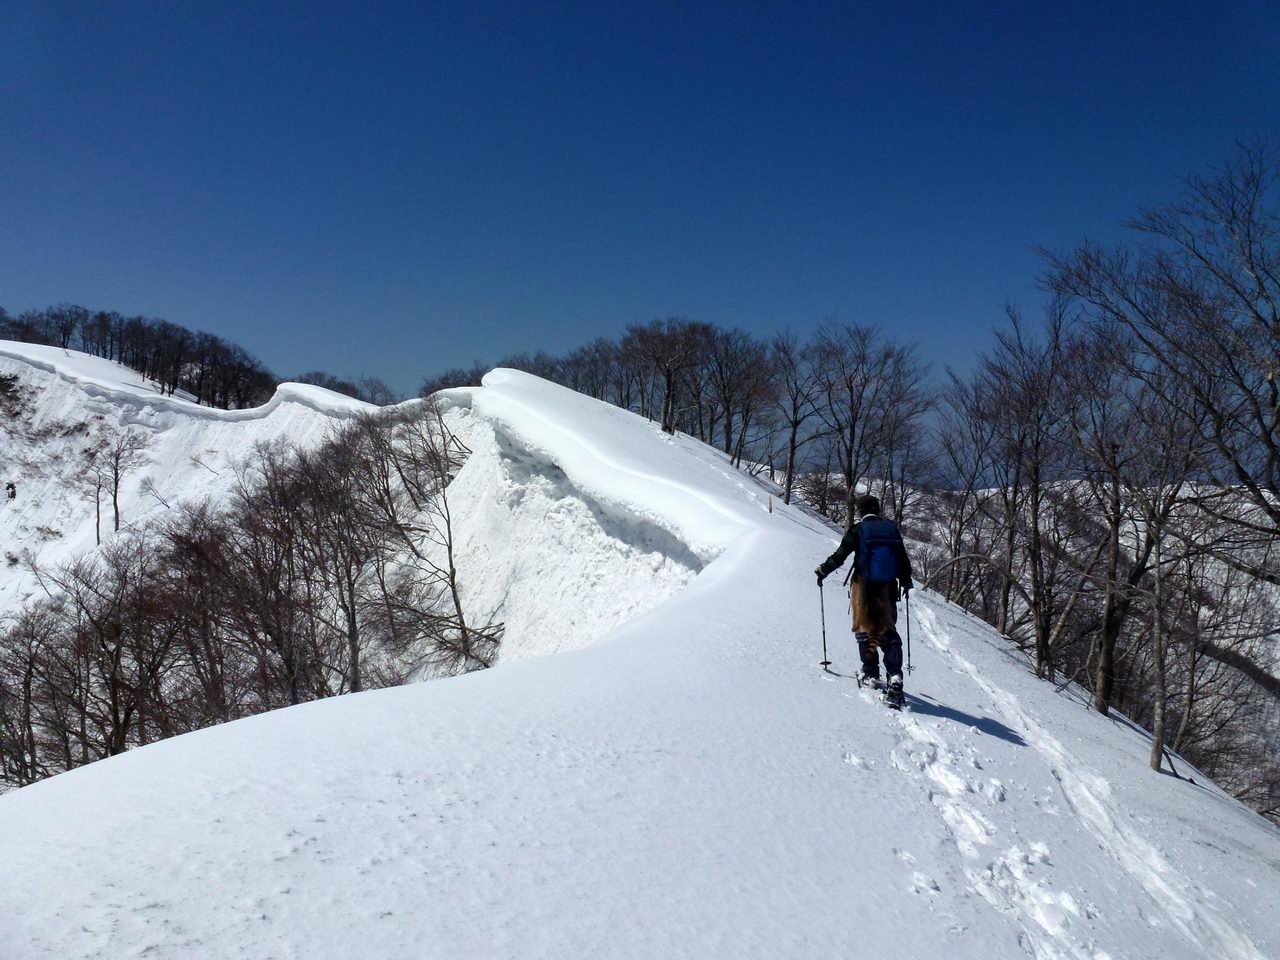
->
xmin=832 ymin=657 xmax=1111 ymax=960
xmin=814 ymin=587 xmax=1276 ymax=960
xmin=913 ymin=603 xmax=1266 ymax=960
xmin=1 ymin=362 xmax=1278 ymax=960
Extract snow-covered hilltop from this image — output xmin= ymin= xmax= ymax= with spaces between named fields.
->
xmin=0 ymin=341 xmax=372 ymax=613
xmin=2 ymin=347 xmax=1278 ymax=959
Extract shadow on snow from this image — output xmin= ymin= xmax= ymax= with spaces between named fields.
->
xmin=906 ymin=693 xmax=1028 ymax=747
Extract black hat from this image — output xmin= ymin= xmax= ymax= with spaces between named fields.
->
xmin=855 ymin=494 xmax=881 ymax=517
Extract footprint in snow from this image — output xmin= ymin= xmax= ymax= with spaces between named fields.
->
xmin=910 ymin=872 xmax=941 ymax=895
xmin=982 ymin=779 xmax=1007 ymax=803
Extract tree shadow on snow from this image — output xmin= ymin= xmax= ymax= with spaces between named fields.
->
xmin=906 ymin=694 xmax=1028 ymax=747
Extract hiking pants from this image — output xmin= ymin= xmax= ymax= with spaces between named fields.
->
xmin=855 ymin=601 xmax=902 ymax=678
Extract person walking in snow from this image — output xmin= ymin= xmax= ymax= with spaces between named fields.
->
xmin=815 ymin=494 xmax=913 ymax=707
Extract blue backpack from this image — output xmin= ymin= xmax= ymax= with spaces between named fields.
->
xmin=858 ymin=517 xmax=902 ymax=584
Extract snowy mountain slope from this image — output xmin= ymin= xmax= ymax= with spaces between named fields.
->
xmin=0 ymin=341 xmax=372 ymax=613
xmin=2 ymin=368 xmax=1279 ymax=959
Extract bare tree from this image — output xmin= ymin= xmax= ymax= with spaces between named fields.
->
xmin=621 ymin=319 xmax=714 ymax=433
xmin=349 ymin=402 xmax=501 ymax=675
xmin=83 ymin=426 xmax=151 ymax=542
xmin=768 ymin=330 xmax=823 ymax=502
xmin=811 ymin=324 xmax=929 ymax=527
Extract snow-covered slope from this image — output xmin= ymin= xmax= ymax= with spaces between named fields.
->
xmin=2 ymin=365 xmax=1279 ymax=960
xmin=0 ymin=341 xmax=372 ymax=612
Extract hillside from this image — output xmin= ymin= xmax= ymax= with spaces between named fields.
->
xmin=0 ymin=341 xmax=371 ymax=613
xmin=1 ymin=351 xmax=1278 ymax=959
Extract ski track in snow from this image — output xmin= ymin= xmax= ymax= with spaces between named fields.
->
xmin=844 ymin=675 xmax=1109 ymax=960
xmin=3 ymin=355 xmax=1279 ymax=959
xmin=910 ymin=603 xmax=1266 ymax=960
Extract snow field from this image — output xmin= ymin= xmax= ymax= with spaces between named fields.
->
xmin=0 ymin=359 xmax=1278 ymax=959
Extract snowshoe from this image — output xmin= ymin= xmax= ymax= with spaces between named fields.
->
xmin=883 ymin=675 xmax=905 ymax=711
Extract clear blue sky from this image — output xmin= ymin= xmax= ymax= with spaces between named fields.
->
xmin=3 ymin=2 xmax=1278 ymax=393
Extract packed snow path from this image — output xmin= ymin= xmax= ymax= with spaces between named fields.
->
xmin=2 ymin=367 xmax=1278 ymax=959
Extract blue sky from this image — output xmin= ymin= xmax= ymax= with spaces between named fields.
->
xmin=2 ymin=2 xmax=1278 ymax=393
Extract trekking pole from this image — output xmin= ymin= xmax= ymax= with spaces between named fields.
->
xmin=819 ymin=584 xmax=831 ymax=669
xmin=905 ymin=592 xmax=913 ymax=674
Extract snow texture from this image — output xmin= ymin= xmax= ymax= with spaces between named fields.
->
xmin=1 ymin=358 xmax=1279 ymax=960
xmin=0 ymin=341 xmax=372 ymax=612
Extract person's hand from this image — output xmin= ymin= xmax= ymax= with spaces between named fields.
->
xmin=900 ymin=580 xmax=912 ymax=597
xmin=815 ymin=567 xmax=826 ymax=586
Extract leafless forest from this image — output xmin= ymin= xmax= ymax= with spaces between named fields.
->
xmin=0 ymin=401 xmax=501 ymax=786
xmin=435 ymin=146 xmax=1280 ymax=822
xmin=3 ymin=147 xmax=1278 ymax=823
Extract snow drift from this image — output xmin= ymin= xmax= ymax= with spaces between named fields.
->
xmin=1 ymin=351 xmax=1278 ymax=960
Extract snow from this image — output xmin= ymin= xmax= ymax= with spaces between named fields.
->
xmin=0 ymin=340 xmax=373 ymax=612
xmin=441 ymin=407 xmax=701 ymax=661
xmin=2 ymin=358 xmax=1279 ymax=959
xmin=0 ymin=340 xmax=372 ymax=419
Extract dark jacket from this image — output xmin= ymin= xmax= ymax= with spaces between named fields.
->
xmin=818 ymin=515 xmax=913 ymax=592
xmin=820 ymin=515 xmax=914 ymax=638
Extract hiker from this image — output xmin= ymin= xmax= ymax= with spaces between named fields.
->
xmin=4 ymin=481 xmax=13 ymax=501
xmin=815 ymin=494 xmax=913 ymax=707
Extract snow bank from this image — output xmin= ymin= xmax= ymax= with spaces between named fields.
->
xmin=444 ymin=408 xmax=701 ymax=660
xmin=2 ymin=360 xmax=1279 ymax=960
xmin=453 ymin=369 xmax=764 ymax=561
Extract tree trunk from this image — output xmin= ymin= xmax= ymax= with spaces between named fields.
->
xmin=1150 ymin=526 xmax=1167 ymax=772
xmin=660 ymin=370 xmax=676 ymax=433
xmin=346 ymin=572 xmax=362 ymax=694
xmin=1094 ymin=471 xmax=1122 ymax=714
xmin=1027 ymin=468 xmax=1052 ymax=680
xmin=997 ymin=462 xmax=1022 ymax=636
xmin=21 ymin=662 xmax=36 ymax=784
xmin=1172 ymin=636 xmax=1197 ymax=754
xmin=783 ymin=418 xmax=798 ymax=505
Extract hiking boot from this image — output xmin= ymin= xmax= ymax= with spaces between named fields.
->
xmin=885 ymin=675 xmax=904 ymax=709
xmin=859 ymin=667 xmax=882 ymax=687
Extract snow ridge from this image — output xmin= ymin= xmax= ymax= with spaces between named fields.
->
xmin=443 ymin=405 xmax=703 ymax=661
xmin=470 ymin=369 xmax=757 ymax=562
xmin=2 ymin=360 xmax=1278 ymax=960
xmin=0 ymin=345 xmax=367 ymax=612
xmin=0 ymin=341 xmax=374 ymax=421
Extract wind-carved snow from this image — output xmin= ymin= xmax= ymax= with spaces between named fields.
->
xmin=445 ymin=409 xmax=702 ymax=661
xmin=1 ymin=364 xmax=1278 ymax=960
